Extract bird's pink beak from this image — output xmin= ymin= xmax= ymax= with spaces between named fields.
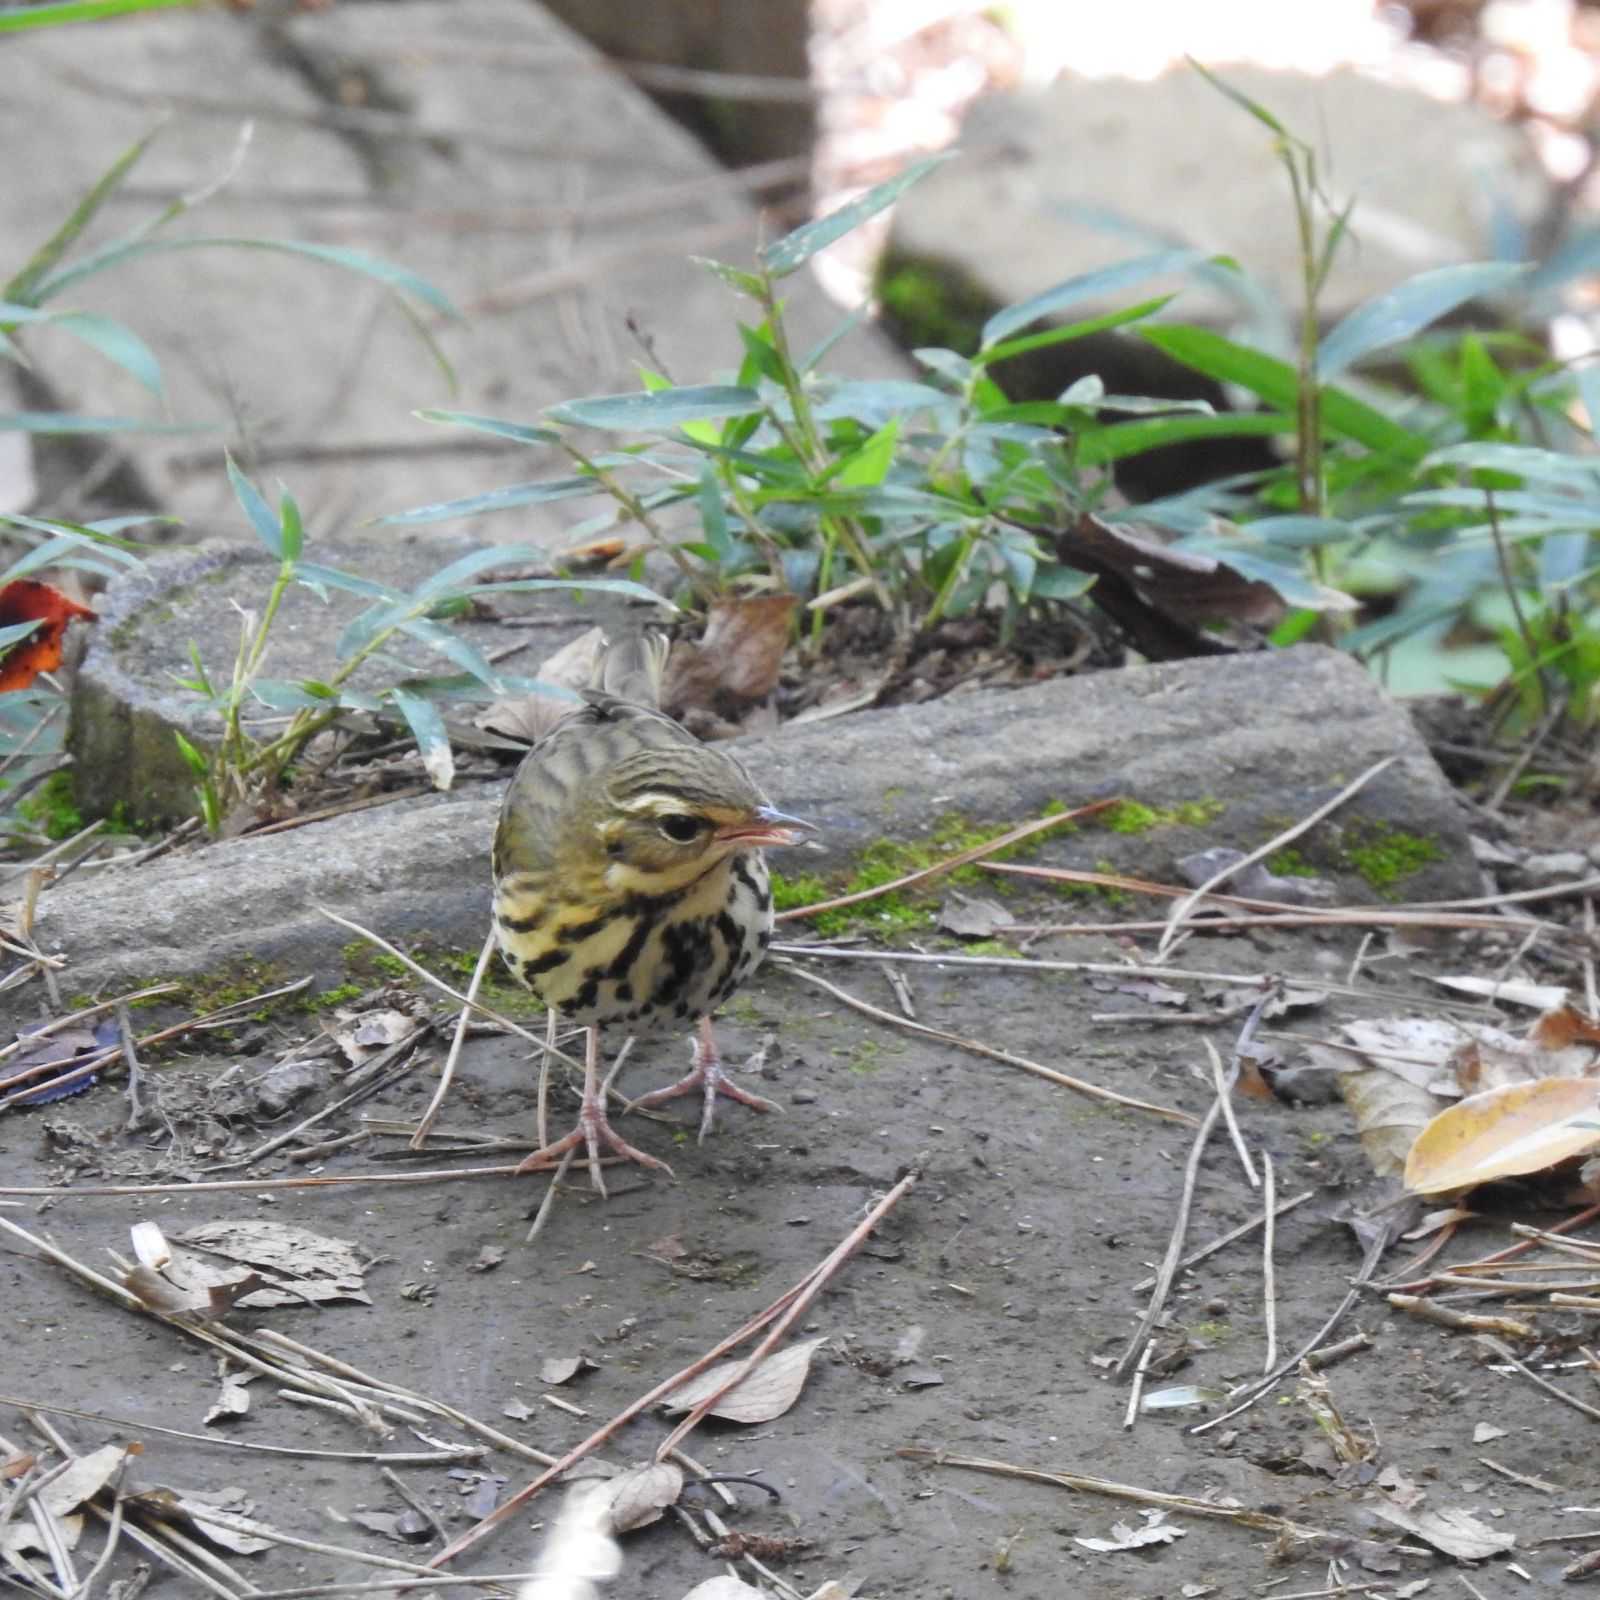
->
xmin=714 ymin=805 xmax=816 ymax=850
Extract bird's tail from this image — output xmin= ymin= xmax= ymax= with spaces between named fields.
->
xmin=592 ymin=631 xmax=668 ymax=710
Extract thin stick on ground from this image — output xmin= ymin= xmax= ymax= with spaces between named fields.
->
xmin=653 ymin=1164 xmax=923 ymax=1462
xmin=775 ymin=800 xmax=1114 ymax=926
xmin=1478 ymin=1334 xmax=1600 ymax=1423
xmin=1122 ymin=1339 xmax=1155 ymax=1431
xmin=0 ymin=1164 xmax=536 ymax=1199
xmin=425 ymin=1162 xmax=921 ymax=1571
xmin=1115 ymin=1086 xmax=1224 ymax=1379
xmin=1262 ymin=1150 xmax=1279 ymax=1374
xmin=314 ymin=905 xmax=555 ymax=1054
xmin=412 ymin=929 xmax=496 ymax=1148
xmin=0 ymin=1396 xmax=479 ymax=1463
xmin=1205 ymin=1037 xmax=1258 ymax=1189
xmin=242 ymin=1579 xmax=543 ymax=1600
xmin=1131 ymin=1189 xmax=1315 ymax=1293
xmin=1156 ymin=753 xmax=1400 ymax=959
xmin=779 ymin=960 xmax=1195 ymax=1125
xmin=1190 ymin=1228 xmax=1390 ymax=1437
xmin=897 ymin=1447 xmax=1341 ymax=1546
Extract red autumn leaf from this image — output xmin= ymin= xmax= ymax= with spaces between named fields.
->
xmin=0 ymin=579 xmax=96 ymax=691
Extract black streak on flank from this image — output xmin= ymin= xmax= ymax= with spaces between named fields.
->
xmin=556 ymin=914 xmax=610 ymax=946
xmin=521 ymin=949 xmax=568 ymax=979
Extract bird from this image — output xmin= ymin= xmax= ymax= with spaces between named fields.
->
xmin=491 ymin=632 xmax=813 ymax=1193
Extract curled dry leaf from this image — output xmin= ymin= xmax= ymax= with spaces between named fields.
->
xmin=1404 ymin=1078 xmax=1600 ymax=1195
xmin=331 ymin=1009 xmax=417 ymax=1065
xmin=663 ymin=1335 xmax=829 ymax=1424
xmin=476 ymin=624 xmax=609 ymax=745
xmin=1367 ymin=1502 xmax=1516 ymax=1561
xmin=1076 ymin=1510 xmax=1186 ymax=1552
xmin=173 ymin=1219 xmax=373 ymax=1307
xmin=937 ymin=891 xmax=1014 ymax=939
xmin=36 ymin=1444 xmax=132 ymax=1520
xmin=662 ymin=595 xmax=799 ymax=719
xmin=540 ymin=1354 xmax=595 ymax=1386
xmin=128 ymin=1488 xmax=275 ymax=1555
xmin=1319 ymin=1048 xmax=1440 ymax=1179
xmin=591 ymin=1461 xmax=683 ymax=1535
xmin=0 ymin=578 xmax=96 ymax=691
xmin=1432 ymin=976 xmax=1570 ymax=1011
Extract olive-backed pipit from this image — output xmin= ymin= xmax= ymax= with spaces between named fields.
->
xmin=491 ymin=634 xmax=811 ymax=1191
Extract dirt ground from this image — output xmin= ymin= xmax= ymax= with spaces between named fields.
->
xmin=4 ymin=903 xmax=1597 ymax=1600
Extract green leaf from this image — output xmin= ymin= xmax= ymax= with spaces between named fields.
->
xmin=0 ymin=619 xmax=43 ymax=653
xmin=736 ymin=322 xmax=790 ymax=387
xmin=1027 ymin=561 xmax=1096 ymax=600
xmin=1316 ymin=263 xmax=1530 ymax=380
xmin=981 ymin=250 xmax=1203 ymax=348
xmin=293 ymin=563 xmax=404 ymax=603
xmin=696 ymin=463 xmax=734 ymax=564
xmin=760 ymin=153 xmax=956 ymax=278
xmin=692 ymin=256 xmax=765 ymax=298
xmin=0 ymin=412 xmax=206 ymax=434
xmin=415 ymin=410 xmax=560 ymax=447
xmin=278 ymin=489 xmax=304 ymax=562
xmin=1188 ymin=57 xmax=1291 ymax=137
xmin=250 ymin=678 xmax=333 ymax=711
xmin=172 ymin=729 xmax=209 ymax=779
xmin=390 ymin=688 xmax=455 ymax=791
xmin=34 ymin=238 xmax=458 ymax=317
xmin=45 ymin=312 xmax=163 ymax=394
xmin=4 ymin=129 xmax=157 ymax=305
xmin=548 ymin=386 xmax=762 ymax=431
xmin=1074 ymin=410 xmax=1295 ymax=466
xmin=913 ymin=348 xmax=973 ymax=387
xmin=412 ymin=543 xmax=549 ymax=602
xmin=459 ymin=575 xmax=669 ymax=608
xmin=227 ymin=454 xmax=282 ymax=557
xmin=1421 ymin=441 xmax=1600 ymax=487
xmin=376 ymin=477 xmax=599 ymax=526
xmin=976 ymin=294 xmax=1176 ymax=368
xmin=0 ymin=0 xmax=195 ymax=30
xmin=831 ymin=418 xmax=901 ymax=489
xmin=1140 ymin=325 xmax=1430 ymax=462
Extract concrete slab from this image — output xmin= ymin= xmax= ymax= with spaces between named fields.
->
xmin=27 ymin=645 xmax=1478 ymax=1000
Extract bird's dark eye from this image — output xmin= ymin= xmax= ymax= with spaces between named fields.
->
xmin=658 ymin=813 xmax=706 ymax=844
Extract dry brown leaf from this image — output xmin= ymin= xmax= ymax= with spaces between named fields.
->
xmin=540 ymin=1355 xmax=594 ymax=1386
xmin=662 ymin=1335 xmax=828 ymax=1424
xmin=170 ymin=1220 xmax=371 ymax=1308
xmin=662 ymin=595 xmax=798 ymax=717
xmin=937 ymin=891 xmax=1014 ymax=939
xmin=1367 ymin=1502 xmax=1516 ymax=1561
xmin=475 ymin=624 xmax=606 ymax=744
xmin=1336 ymin=1018 xmax=1465 ymax=1094
xmin=203 ymin=1374 xmax=251 ymax=1427
xmin=1323 ymin=1049 xmax=1440 ymax=1178
xmin=1405 ymin=1078 xmax=1600 ymax=1194
xmin=330 ymin=1009 xmax=416 ymax=1065
xmin=128 ymin=1487 xmax=274 ymax=1555
xmin=591 ymin=1461 xmax=683 ymax=1534
xmin=1432 ymin=976 xmax=1570 ymax=1010
xmin=37 ymin=1444 xmax=131 ymax=1519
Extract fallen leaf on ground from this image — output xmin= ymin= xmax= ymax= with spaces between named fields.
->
xmin=330 ymin=1009 xmax=416 ymax=1065
xmin=662 ymin=595 xmax=798 ymax=717
xmin=171 ymin=1219 xmax=373 ymax=1307
xmin=1368 ymin=1501 xmax=1516 ymax=1560
xmin=540 ymin=1355 xmax=595 ymax=1386
xmin=1405 ymin=1077 xmax=1600 ymax=1194
xmin=591 ymin=1461 xmax=683 ymax=1534
xmin=1075 ymin=1510 xmax=1186 ymax=1552
xmin=502 ymin=1399 xmax=534 ymax=1421
xmin=475 ymin=625 xmax=604 ymax=744
xmin=203 ymin=1370 xmax=251 ymax=1426
xmin=936 ymin=891 xmax=1014 ymax=939
xmin=1432 ymin=976 xmax=1570 ymax=1010
xmin=1473 ymin=1422 xmax=1507 ymax=1443
xmin=662 ymin=1335 xmax=828 ymax=1424
xmin=128 ymin=1486 xmax=274 ymax=1555
xmin=0 ymin=578 xmax=95 ymax=691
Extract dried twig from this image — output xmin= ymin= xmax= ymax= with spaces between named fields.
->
xmin=1478 ymin=1456 xmax=1559 ymax=1495
xmin=1386 ymin=1294 xmax=1534 ymax=1338
xmin=1115 ymin=1086 xmax=1224 ymax=1378
xmin=1205 ymin=1036 xmax=1258 ymax=1188
xmin=0 ymin=1395 xmax=479 ymax=1463
xmin=1262 ymin=1151 xmax=1279 ymax=1374
xmin=1130 ymin=1189 xmax=1315 ymax=1293
xmin=779 ymin=960 xmax=1194 ymax=1124
xmin=775 ymin=801 xmax=1112 ymax=926
xmin=426 ymin=1162 xmax=922 ymax=1570
xmin=1157 ymin=754 xmax=1400 ymax=958
xmin=412 ymin=931 xmax=496 ymax=1148
xmin=1478 ymin=1334 xmax=1600 ymax=1423
xmin=898 ymin=1446 xmax=1337 ymax=1544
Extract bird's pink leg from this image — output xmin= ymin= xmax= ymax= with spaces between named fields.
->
xmin=515 ymin=1024 xmax=673 ymax=1195
xmin=626 ymin=1015 xmax=782 ymax=1141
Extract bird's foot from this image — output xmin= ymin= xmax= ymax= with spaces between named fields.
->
xmin=514 ymin=1095 xmax=673 ymax=1197
xmin=626 ymin=1020 xmax=782 ymax=1142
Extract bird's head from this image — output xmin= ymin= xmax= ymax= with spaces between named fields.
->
xmin=592 ymin=745 xmax=813 ymax=895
